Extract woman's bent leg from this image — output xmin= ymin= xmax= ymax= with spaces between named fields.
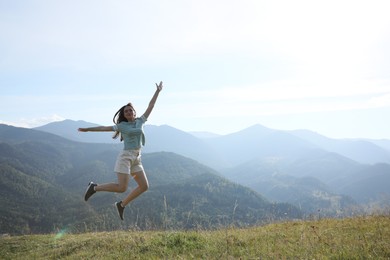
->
xmin=121 ymin=170 xmax=149 ymax=206
xmin=95 ymin=173 xmax=130 ymax=193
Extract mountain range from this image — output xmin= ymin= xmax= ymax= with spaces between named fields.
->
xmin=36 ymin=120 xmax=390 ymax=209
xmin=0 ymin=123 xmax=300 ymax=235
xmin=1 ymin=120 xmax=389 ymax=234
xmin=35 ymin=119 xmax=390 ymax=166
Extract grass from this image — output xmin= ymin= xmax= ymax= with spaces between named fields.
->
xmin=1 ymin=215 xmax=389 ymax=259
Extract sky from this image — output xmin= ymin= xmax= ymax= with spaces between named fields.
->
xmin=1 ymin=0 xmax=390 ymax=139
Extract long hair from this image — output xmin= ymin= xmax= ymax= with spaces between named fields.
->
xmin=112 ymin=103 xmax=136 ymax=140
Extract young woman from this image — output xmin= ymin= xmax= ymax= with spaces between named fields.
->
xmin=78 ymin=81 xmax=163 ymax=220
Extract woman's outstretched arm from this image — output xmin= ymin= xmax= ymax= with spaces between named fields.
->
xmin=78 ymin=126 xmax=114 ymax=132
xmin=143 ymin=81 xmax=163 ymax=119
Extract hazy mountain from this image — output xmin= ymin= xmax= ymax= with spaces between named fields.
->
xmin=220 ymin=155 xmax=358 ymax=216
xmin=34 ymin=120 xmax=390 ymax=168
xmin=334 ymin=163 xmax=390 ymax=204
xmin=34 ymin=119 xmax=116 ymax=144
xmin=1 ymin=124 xmax=300 ymax=234
xmin=30 ymin=121 xmax=390 ymax=211
xmin=220 ymin=146 xmax=390 ymax=210
xmin=189 ymin=131 xmax=221 ymax=139
xmin=203 ymin=124 xmax=319 ymax=168
xmin=1 ymin=123 xmax=73 ymax=145
xmin=142 ymin=125 xmax=227 ymax=169
xmin=35 ymin=122 xmax=227 ymax=169
xmin=290 ymin=129 xmax=390 ymax=164
xmin=364 ymin=139 xmax=390 ymax=151
xmin=281 ymin=149 xmax=361 ymax=185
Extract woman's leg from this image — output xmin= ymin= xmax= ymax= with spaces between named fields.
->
xmin=95 ymin=173 xmax=130 ymax=193
xmin=121 ymin=170 xmax=149 ymax=206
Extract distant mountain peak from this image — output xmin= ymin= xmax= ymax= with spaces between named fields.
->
xmin=189 ymin=131 xmax=221 ymax=139
xmin=226 ymin=123 xmax=274 ymax=137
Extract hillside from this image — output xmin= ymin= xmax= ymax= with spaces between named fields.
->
xmin=1 ymin=215 xmax=389 ymax=259
xmin=143 ymin=125 xmax=227 ymax=169
xmin=0 ymin=124 xmax=300 ymax=235
xmin=35 ymin=122 xmax=227 ymax=169
xmin=34 ymin=119 xmax=116 ymax=144
xmin=221 ymin=154 xmax=358 ymax=216
xmin=29 ymin=121 xmax=390 ymax=214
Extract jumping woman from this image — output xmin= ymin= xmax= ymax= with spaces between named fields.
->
xmin=78 ymin=81 xmax=163 ymax=220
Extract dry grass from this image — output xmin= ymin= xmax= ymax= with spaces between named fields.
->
xmin=1 ymin=215 xmax=389 ymax=259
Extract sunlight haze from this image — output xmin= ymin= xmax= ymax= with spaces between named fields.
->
xmin=1 ymin=0 xmax=389 ymax=139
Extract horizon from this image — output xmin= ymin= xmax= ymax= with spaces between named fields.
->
xmin=1 ymin=1 xmax=390 ymax=139
xmin=6 ymin=118 xmax=389 ymax=141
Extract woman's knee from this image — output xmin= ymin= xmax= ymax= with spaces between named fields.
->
xmin=116 ymin=172 xmax=130 ymax=192
xmin=117 ymin=184 xmax=128 ymax=193
xmin=132 ymin=171 xmax=149 ymax=192
xmin=138 ymin=180 xmax=149 ymax=192
xmin=141 ymin=182 xmax=149 ymax=192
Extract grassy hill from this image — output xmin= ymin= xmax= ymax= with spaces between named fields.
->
xmin=1 ymin=215 xmax=389 ymax=259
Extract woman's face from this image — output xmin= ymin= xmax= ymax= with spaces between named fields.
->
xmin=124 ymin=106 xmax=135 ymax=121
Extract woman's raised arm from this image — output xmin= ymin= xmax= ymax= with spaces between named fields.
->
xmin=143 ymin=81 xmax=163 ymax=119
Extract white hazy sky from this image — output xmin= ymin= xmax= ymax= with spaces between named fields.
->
xmin=1 ymin=0 xmax=390 ymax=139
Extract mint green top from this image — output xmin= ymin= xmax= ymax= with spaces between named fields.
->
xmin=112 ymin=115 xmax=147 ymax=150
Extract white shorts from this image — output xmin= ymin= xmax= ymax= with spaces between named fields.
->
xmin=114 ymin=150 xmax=144 ymax=175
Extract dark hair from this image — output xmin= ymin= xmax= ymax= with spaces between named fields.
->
xmin=112 ymin=103 xmax=136 ymax=140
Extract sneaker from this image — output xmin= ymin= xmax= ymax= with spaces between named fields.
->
xmin=84 ymin=182 xmax=97 ymax=201
xmin=115 ymin=201 xmax=125 ymax=220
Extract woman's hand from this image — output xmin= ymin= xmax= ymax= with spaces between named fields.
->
xmin=155 ymin=81 xmax=163 ymax=92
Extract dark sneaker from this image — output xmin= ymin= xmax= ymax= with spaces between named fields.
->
xmin=115 ymin=201 xmax=125 ymax=220
xmin=84 ymin=182 xmax=97 ymax=201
